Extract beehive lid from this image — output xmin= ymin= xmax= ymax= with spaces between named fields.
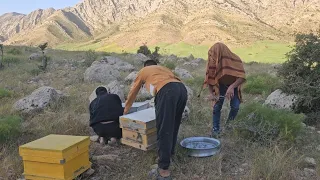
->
xmin=122 ymin=101 xmax=150 ymax=114
xmin=121 ymin=102 xmax=149 ymax=108
xmin=20 ymin=134 xmax=89 ymax=152
xmin=121 ymin=108 xmax=155 ymax=123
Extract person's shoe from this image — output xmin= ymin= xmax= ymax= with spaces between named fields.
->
xmin=99 ymin=137 xmax=106 ymax=144
xmin=107 ymin=137 xmax=117 ymax=145
xmin=148 ymin=168 xmax=172 ymax=180
xmin=211 ymin=130 xmax=221 ymax=139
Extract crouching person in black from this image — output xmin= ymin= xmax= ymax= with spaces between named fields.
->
xmin=89 ymin=87 xmax=123 ymax=144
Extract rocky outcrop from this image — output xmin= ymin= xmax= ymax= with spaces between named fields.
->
xmin=2 ymin=0 xmax=320 ymax=47
xmin=100 ymin=56 xmax=135 ymax=72
xmin=126 ymin=53 xmax=150 ymax=64
xmin=183 ymin=62 xmax=199 ymax=68
xmin=29 ymin=53 xmax=41 ymax=60
xmin=136 ymin=87 xmax=153 ymax=101
xmin=125 ymin=71 xmax=138 ymax=83
xmin=84 ymin=61 xmax=121 ymax=84
xmin=174 ymin=68 xmax=194 ymax=79
xmin=264 ymin=89 xmax=298 ymax=110
xmin=159 ymin=55 xmax=178 ymax=63
xmin=184 ymin=85 xmax=194 ymax=101
xmin=13 ymin=86 xmax=64 ymax=114
xmin=0 ymin=9 xmax=55 ymax=41
xmin=182 ymin=106 xmax=191 ymax=121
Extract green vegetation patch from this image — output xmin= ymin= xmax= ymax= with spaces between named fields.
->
xmin=233 ymin=41 xmax=293 ymax=63
xmin=162 ymin=61 xmax=176 ymax=70
xmin=0 ymin=88 xmax=13 ymax=99
xmin=233 ymin=102 xmax=304 ymax=143
xmin=56 ymin=41 xmax=292 ymax=64
xmin=243 ymin=73 xmax=280 ymax=95
xmin=0 ymin=115 xmax=22 ymax=143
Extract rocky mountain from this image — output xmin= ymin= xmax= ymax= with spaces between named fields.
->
xmin=0 ymin=0 xmax=319 ymax=48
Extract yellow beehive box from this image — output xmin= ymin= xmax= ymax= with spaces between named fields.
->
xmin=19 ymin=134 xmax=91 ymax=180
xmin=120 ymin=108 xmax=156 ymax=132
xmin=122 ymin=128 xmax=157 ymax=146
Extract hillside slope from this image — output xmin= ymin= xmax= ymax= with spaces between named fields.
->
xmin=0 ymin=0 xmax=319 ymax=48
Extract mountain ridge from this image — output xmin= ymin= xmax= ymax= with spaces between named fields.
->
xmin=1 ymin=0 xmax=319 ymax=48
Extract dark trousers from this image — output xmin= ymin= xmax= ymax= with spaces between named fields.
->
xmin=92 ymin=121 xmax=122 ymax=139
xmin=155 ymin=82 xmax=188 ymax=170
xmin=213 ymin=83 xmax=240 ymax=132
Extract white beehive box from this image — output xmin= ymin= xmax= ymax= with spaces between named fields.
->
xmin=120 ymin=108 xmax=157 ymax=151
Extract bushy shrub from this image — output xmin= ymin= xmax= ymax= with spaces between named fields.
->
xmin=0 ymin=115 xmax=22 ymax=142
xmin=30 ymin=68 xmax=42 ymax=76
xmin=84 ymin=50 xmax=98 ymax=67
xmin=137 ymin=45 xmax=151 ymax=56
xmin=163 ymin=61 xmax=176 ymax=70
xmin=137 ymin=45 xmax=160 ymax=63
xmin=278 ymin=32 xmax=320 ymax=124
xmin=3 ymin=56 xmax=20 ymax=67
xmin=243 ymin=73 xmax=280 ymax=95
xmin=0 ymin=88 xmax=12 ymax=99
xmin=185 ymin=76 xmax=205 ymax=89
xmin=38 ymin=42 xmax=49 ymax=70
xmin=151 ymin=46 xmax=161 ymax=63
xmin=232 ymin=102 xmax=304 ymax=143
xmin=7 ymin=48 xmax=22 ymax=55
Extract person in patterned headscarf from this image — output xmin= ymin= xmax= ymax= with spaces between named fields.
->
xmin=203 ymin=42 xmax=246 ymax=138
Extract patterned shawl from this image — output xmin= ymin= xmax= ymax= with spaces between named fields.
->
xmin=204 ymin=42 xmax=246 ymax=104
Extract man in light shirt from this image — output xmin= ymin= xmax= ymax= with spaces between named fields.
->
xmin=124 ymin=60 xmax=188 ymax=180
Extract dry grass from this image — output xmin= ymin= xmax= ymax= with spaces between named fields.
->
xmin=246 ymin=146 xmax=302 ymax=180
xmin=0 ymin=47 xmax=319 ymax=180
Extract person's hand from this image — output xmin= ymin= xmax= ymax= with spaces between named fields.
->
xmin=123 ymin=108 xmax=129 ymax=115
xmin=226 ymin=86 xmax=234 ymax=100
xmin=207 ymin=94 xmax=219 ymax=101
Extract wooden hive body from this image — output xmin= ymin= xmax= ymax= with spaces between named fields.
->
xmin=120 ymin=108 xmax=157 ymax=151
xmin=19 ymin=134 xmax=91 ymax=180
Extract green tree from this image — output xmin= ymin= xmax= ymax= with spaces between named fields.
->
xmin=0 ymin=44 xmax=3 ymax=68
xmin=137 ymin=44 xmax=161 ymax=63
xmin=278 ymin=32 xmax=320 ymax=124
xmin=137 ymin=44 xmax=151 ymax=56
xmin=151 ymin=46 xmax=160 ymax=63
xmin=38 ymin=42 xmax=48 ymax=70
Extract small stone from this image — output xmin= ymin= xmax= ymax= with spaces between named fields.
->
xmin=84 ymin=168 xmax=95 ymax=176
xmin=90 ymin=135 xmax=99 ymax=142
xmin=316 ymin=145 xmax=320 ymax=151
xmin=192 ymin=174 xmax=200 ymax=179
xmin=317 ymin=131 xmax=320 ymax=134
xmin=307 ymin=126 xmax=316 ymax=131
xmin=92 ymin=154 xmax=119 ymax=163
xmin=304 ymin=157 xmax=317 ymax=167
xmin=301 ymin=123 xmax=307 ymax=128
xmin=241 ymin=163 xmax=249 ymax=167
xmin=303 ymin=168 xmax=316 ymax=177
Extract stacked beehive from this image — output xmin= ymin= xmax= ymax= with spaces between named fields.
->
xmin=19 ymin=134 xmax=91 ymax=180
xmin=120 ymin=107 xmax=157 ymax=151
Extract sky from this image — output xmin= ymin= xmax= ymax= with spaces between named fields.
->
xmin=0 ymin=0 xmax=81 ymax=15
